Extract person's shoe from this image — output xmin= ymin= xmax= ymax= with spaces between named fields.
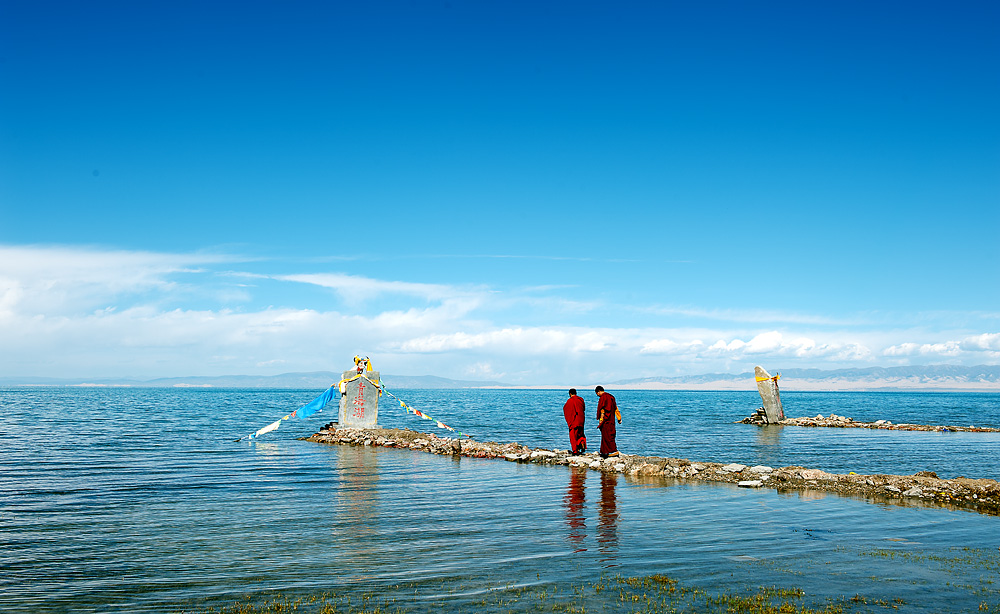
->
xmin=608 ymin=451 xmax=620 ymax=457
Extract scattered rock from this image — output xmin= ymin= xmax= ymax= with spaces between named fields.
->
xmin=630 ymin=463 xmax=662 ymax=476
xmin=738 ymin=480 xmax=763 ymax=488
xmin=754 ymin=415 xmax=1000 ymax=433
xmin=721 ymin=463 xmax=747 ymax=473
xmin=797 ymin=469 xmax=834 ymax=481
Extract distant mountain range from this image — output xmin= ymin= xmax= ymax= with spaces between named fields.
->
xmin=1 ymin=365 xmax=998 ymax=390
xmin=610 ymin=365 xmax=1000 ymax=391
xmin=0 ymin=371 xmax=507 ymax=389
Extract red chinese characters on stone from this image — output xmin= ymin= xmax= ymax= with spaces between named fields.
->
xmin=352 ymin=381 xmax=366 ymax=420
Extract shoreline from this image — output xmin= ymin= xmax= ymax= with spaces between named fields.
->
xmin=306 ymin=426 xmax=1000 ymax=517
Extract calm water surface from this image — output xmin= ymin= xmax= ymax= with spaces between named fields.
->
xmin=2 ymin=387 xmax=999 ymax=613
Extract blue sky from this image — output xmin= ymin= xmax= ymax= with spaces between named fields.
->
xmin=1 ymin=1 xmax=998 ymax=384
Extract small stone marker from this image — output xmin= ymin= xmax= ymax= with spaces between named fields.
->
xmin=754 ymin=365 xmax=785 ymax=423
xmin=339 ymin=369 xmax=381 ymax=428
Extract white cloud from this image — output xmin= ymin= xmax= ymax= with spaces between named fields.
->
xmin=1 ymin=244 xmax=996 ymax=383
xmin=640 ymin=338 xmax=705 ymax=355
xmin=388 ymin=326 xmax=633 ymax=357
xmin=275 ymin=273 xmax=472 ymax=303
xmin=257 ymin=359 xmax=287 ymax=367
xmin=0 ymin=245 xmax=236 ymax=317
xmin=884 ymin=335 xmax=999 ymax=358
xmin=637 ymin=305 xmax=856 ymax=326
xmin=465 ymin=362 xmax=506 ymax=379
xmin=960 ymin=333 xmax=1000 ymax=352
xmin=704 ymin=331 xmax=871 ymax=360
xmin=883 ymin=343 xmax=920 ymax=357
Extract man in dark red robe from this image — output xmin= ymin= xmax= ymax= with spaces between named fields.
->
xmin=562 ymin=388 xmax=586 ymax=454
xmin=595 ymin=385 xmax=620 ymax=458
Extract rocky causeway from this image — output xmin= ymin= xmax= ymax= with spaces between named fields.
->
xmin=740 ymin=411 xmax=1000 ymax=432
xmin=307 ymin=426 xmax=1000 ymax=517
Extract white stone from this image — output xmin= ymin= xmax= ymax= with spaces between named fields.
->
xmin=690 ymin=464 xmax=705 ymax=471
xmin=589 ymin=461 xmax=602 ymax=469
xmin=530 ymin=450 xmax=556 ymax=459
xmin=798 ymin=469 xmax=834 ymax=481
xmin=884 ymin=485 xmax=902 ymax=493
xmin=749 ymin=465 xmax=774 ymax=473
xmin=738 ymin=480 xmax=763 ymax=488
xmin=722 ymin=463 xmax=747 ymax=473
xmin=614 ymin=464 xmax=626 ymax=472
xmin=902 ymin=487 xmax=923 ymax=497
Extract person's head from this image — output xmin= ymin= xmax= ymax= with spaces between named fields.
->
xmin=568 ymin=388 xmax=577 ymax=396
xmin=595 ymin=385 xmax=604 ymax=396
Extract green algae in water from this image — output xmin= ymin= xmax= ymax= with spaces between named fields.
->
xmin=180 ymin=574 xmax=960 ymax=614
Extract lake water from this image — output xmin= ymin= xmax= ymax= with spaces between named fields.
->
xmin=2 ymin=387 xmax=999 ymax=613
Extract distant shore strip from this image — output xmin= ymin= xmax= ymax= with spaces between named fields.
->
xmin=306 ymin=427 xmax=1000 ymax=516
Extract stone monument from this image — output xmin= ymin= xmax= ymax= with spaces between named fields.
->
xmin=754 ymin=365 xmax=785 ymax=423
xmin=339 ymin=366 xmax=381 ymax=428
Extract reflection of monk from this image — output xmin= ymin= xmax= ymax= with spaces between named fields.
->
xmin=562 ymin=389 xmax=586 ymax=454
xmin=563 ymin=468 xmax=587 ymax=551
xmin=597 ymin=472 xmax=619 ymax=560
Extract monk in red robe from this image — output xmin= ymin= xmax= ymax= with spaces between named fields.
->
xmin=562 ymin=388 xmax=587 ymax=454
xmin=595 ymin=386 xmax=620 ymax=458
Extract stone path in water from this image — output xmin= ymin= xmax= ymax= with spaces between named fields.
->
xmin=741 ymin=412 xmax=1000 ymax=432
xmin=307 ymin=426 xmax=1000 ymax=516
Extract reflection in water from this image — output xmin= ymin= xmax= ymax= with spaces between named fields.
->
xmin=754 ymin=425 xmax=783 ymax=450
xmin=563 ymin=468 xmax=587 ymax=552
xmin=597 ymin=472 xmax=619 ymax=565
xmin=334 ymin=445 xmax=380 ymax=560
xmin=249 ymin=441 xmax=284 ymax=458
xmin=797 ymin=489 xmax=830 ymax=502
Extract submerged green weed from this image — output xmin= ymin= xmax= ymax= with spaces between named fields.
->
xmin=177 ymin=575 xmax=895 ymax=614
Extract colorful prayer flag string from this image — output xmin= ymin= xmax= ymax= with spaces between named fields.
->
xmin=378 ymin=384 xmax=474 ymax=439
xmin=236 ymin=377 xmax=473 ymax=441
xmin=236 ymin=385 xmax=337 ymax=442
